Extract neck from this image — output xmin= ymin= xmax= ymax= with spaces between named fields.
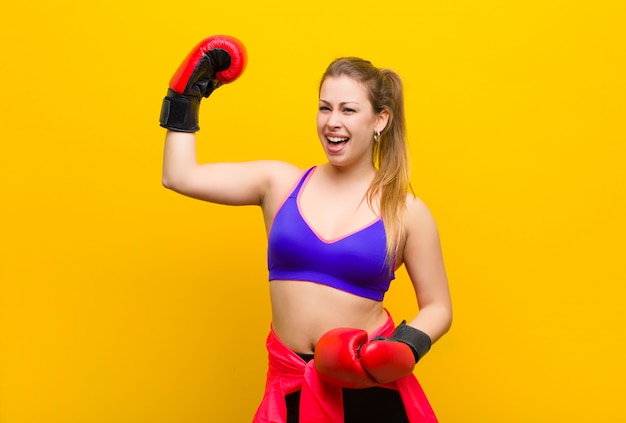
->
xmin=322 ymin=161 xmax=377 ymax=183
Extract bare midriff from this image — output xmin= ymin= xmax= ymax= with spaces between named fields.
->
xmin=269 ymin=280 xmax=389 ymax=354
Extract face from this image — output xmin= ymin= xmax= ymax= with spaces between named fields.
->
xmin=317 ymin=75 xmax=388 ymax=168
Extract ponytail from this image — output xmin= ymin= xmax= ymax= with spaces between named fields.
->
xmin=321 ymin=59 xmax=411 ymax=271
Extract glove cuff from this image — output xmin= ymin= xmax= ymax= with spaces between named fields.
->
xmin=160 ymin=89 xmax=201 ymax=132
xmin=390 ymin=321 xmax=432 ymax=363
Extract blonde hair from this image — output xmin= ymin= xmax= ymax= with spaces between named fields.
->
xmin=320 ymin=58 xmax=411 ymax=270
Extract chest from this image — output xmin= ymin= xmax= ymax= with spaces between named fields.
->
xmin=298 ymin=180 xmax=380 ymax=242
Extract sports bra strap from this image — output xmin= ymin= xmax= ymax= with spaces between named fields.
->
xmin=289 ymin=167 xmax=316 ymax=199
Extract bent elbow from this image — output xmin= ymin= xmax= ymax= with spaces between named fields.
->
xmin=162 ymin=175 xmax=174 ymax=191
xmin=444 ymin=310 xmax=453 ymax=334
xmin=440 ymin=301 xmax=453 ymax=332
xmin=161 ymin=173 xmax=185 ymax=193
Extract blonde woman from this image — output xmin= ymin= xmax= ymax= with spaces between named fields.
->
xmin=160 ymin=36 xmax=452 ymax=423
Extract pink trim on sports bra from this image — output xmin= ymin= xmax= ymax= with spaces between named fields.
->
xmin=295 ymin=167 xmax=383 ymax=244
xmin=267 ymin=167 xmax=394 ymax=301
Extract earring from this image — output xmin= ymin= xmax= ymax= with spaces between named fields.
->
xmin=374 ymin=131 xmax=381 ymax=142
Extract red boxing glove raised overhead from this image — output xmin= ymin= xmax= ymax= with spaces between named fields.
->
xmin=160 ymin=35 xmax=247 ymax=132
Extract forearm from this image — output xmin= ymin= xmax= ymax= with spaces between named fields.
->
xmin=407 ymin=303 xmax=452 ymax=344
xmin=162 ymin=130 xmax=198 ymax=190
xmin=159 ymin=36 xmax=246 ymax=196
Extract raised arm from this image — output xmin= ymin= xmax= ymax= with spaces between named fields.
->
xmin=159 ymin=36 xmax=262 ymax=205
xmin=159 ymin=36 xmax=301 ymax=211
xmin=163 ymin=131 xmax=287 ymax=206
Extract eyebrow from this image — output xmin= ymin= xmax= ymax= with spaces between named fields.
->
xmin=319 ymin=99 xmax=360 ymax=106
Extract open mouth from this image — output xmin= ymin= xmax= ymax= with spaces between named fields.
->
xmin=327 ymin=136 xmax=349 ymax=144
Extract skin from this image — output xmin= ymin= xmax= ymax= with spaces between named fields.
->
xmin=162 ymin=75 xmax=452 ymax=354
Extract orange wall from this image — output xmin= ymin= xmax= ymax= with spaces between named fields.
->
xmin=1 ymin=0 xmax=625 ymax=422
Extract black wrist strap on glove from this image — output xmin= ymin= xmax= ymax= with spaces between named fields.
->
xmin=389 ymin=321 xmax=432 ymax=363
xmin=160 ymin=89 xmax=201 ymax=132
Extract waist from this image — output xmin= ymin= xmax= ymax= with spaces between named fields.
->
xmin=269 ymin=280 xmax=390 ymax=353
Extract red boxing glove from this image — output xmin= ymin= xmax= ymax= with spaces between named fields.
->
xmin=360 ymin=321 xmax=432 ymax=385
xmin=160 ymin=35 xmax=247 ymax=132
xmin=314 ymin=328 xmax=376 ymax=389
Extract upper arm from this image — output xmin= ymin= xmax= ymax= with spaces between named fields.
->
xmin=162 ymin=131 xmax=301 ymax=207
xmin=400 ymin=196 xmax=452 ymax=314
xmin=164 ymin=159 xmax=297 ymax=206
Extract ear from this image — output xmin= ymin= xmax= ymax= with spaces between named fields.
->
xmin=375 ymin=109 xmax=390 ymax=133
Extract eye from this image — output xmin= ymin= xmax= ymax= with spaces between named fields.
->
xmin=343 ymin=107 xmax=356 ymax=113
xmin=318 ymin=106 xmax=331 ymax=112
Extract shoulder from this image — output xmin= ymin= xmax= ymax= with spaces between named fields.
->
xmin=405 ymin=194 xmax=435 ymax=220
xmin=260 ymin=161 xmax=313 ymax=212
xmin=403 ymin=194 xmax=440 ymax=236
xmin=396 ymin=193 xmax=443 ymax=268
xmin=262 ymin=160 xmax=310 ymax=187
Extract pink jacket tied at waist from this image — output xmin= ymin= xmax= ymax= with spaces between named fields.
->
xmin=252 ymin=311 xmax=438 ymax=423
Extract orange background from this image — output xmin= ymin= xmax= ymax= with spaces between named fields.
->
xmin=1 ymin=0 xmax=625 ymax=422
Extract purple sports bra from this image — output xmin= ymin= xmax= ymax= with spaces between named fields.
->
xmin=267 ymin=167 xmax=395 ymax=301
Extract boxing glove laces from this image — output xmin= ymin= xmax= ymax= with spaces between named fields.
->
xmin=160 ymin=35 xmax=247 ymax=132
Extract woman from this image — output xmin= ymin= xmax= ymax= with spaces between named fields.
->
xmin=160 ymin=36 xmax=452 ymax=423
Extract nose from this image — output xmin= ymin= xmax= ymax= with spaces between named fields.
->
xmin=325 ymin=110 xmax=342 ymax=129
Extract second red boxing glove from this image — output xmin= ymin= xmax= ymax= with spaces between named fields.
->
xmin=360 ymin=321 xmax=432 ymax=385
xmin=159 ymin=35 xmax=247 ymax=132
xmin=314 ymin=328 xmax=377 ymax=389
xmin=314 ymin=322 xmax=432 ymax=387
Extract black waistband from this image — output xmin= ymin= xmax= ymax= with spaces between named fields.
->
xmin=296 ymin=352 xmax=314 ymax=363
